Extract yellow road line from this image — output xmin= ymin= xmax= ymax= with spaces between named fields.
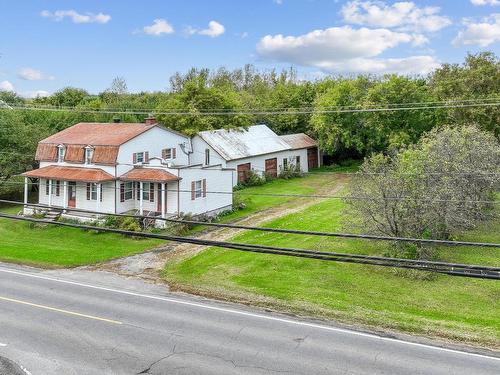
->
xmin=0 ymin=295 xmax=122 ymax=325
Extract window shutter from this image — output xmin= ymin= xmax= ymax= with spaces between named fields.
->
xmin=145 ymin=152 xmax=149 ymax=163
xmin=133 ymin=153 xmax=137 ymax=164
xmin=149 ymin=183 xmax=154 ymax=202
xmin=55 ymin=181 xmax=60 ymax=196
xmin=162 ymin=149 xmax=166 ymax=159
xmin=136 ymin=182 xmax=140 ymax=200
xmin=45 ymin=180 xmax=49 ymax=195
xmin=191 ymin=181 xmax=195 ymax=200
xmin=100 ymin=184 xmax=103 ymax=202
xmin=86 ymin=183 xmax=91 ymax=200
xmin=120 ymin=183 xmax=125 ymax=202
xmin=172 ymin=148 xmax=176 ymax=159
xmin=202 ymin=179 xmax=207 ymax=197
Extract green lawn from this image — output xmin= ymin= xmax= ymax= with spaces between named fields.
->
xmin=165 ymin=198 xmax=500 ymax=348
xmin=0 ymin=205 xmax=163 ymax=267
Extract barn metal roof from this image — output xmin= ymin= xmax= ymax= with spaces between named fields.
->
xmin=279 ymin=133 xmax=318 ymax=149
xmin=22 ymin=165 xmax=115 ymax=182
xmin=197 ymin=125 xmax=292 ymax=161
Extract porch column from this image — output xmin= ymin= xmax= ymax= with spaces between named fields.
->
xmin=139 ymin=181 xmax=144 ymax=215
xmin=63 ymin=181 xmax=68 ymax=209
xmin=23 ymin=177 xmax=28 ymax=207
xmin=161 ymin=182 xmax=166 ymax=218
xmin=48 ymin=179 xmax=52 ymax=207
xmin=96 ymin=183 xmax=102 ymax=212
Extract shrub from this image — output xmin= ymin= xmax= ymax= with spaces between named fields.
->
xmin=279 ymin=159 xmax=303 ymax=179
xmin=118 ymin=217 xmax=141 ymax=232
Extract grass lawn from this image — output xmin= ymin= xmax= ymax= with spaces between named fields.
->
xmin=0 ymin=205 xmax=163 ymax=268
xmin=165 ymin=198 xmax=500 ymax=349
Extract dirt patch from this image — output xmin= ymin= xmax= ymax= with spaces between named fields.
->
xmin=85 ymin=174 xmax=349 ymax=282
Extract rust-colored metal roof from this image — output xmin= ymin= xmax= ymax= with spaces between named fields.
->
xmin=39 ymin=122 xmax=156 ymax=146
xmin=22 ymin=165 xmax=115 ymax=182
xmin=35 ymin=143 xmax=58 ymax=161
xmin=91 ymin=145 xmax=119 ymax=165
xmin=120 ymin=168 xmax=180 ymax=182
xmin=64 ymin=144 xmax=85 ymax=163
xmin=279 ymin=133 xmax=318 ymax=149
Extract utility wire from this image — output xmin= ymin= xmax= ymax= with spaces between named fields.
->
xmin=5 ymin=97 xmax=500 ymax=113
xmin=2 ymin=181 xmax=499 ymax=204
xmin=2 ymin=102 xmax=499 ymax=116
xmin=0 ymin=212 xmax=497 ymax=279
xmin=3 ymin=199 xmax=499 ymax=248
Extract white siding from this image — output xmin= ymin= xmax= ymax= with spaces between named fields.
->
xmin=116 ymin=127 xmax=190 ymax=177
xmin=190 ymin=135 xmax=227 ymax=167
xmin=177 ymin=167 xmax=233 ymax=216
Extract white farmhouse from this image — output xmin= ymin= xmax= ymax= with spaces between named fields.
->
xmin=22 ymin=118 xmax=233 ymax=222
xmin=191 ymin=125 xmax=320 ymax=185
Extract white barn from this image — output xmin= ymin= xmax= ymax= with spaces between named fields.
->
xmin=191 ymin=125 xmax=320 ymax=185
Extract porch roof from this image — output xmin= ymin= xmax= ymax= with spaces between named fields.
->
xmin=120 ymin=168 xmax=180 ymax=183
xmin=22 ymin=165 xmax=115 ymax=182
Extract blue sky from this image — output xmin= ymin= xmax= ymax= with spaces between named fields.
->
xmin=0 ymin=0 xmax=499 ymax=96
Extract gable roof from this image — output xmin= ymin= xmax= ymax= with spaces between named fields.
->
xmin=197 ymin=125 xmax=292 ymax=161
xmin=279 ymin=133 xmax=318 ymax=149
xmin=39 ymin=122 xmax=157 ymax=146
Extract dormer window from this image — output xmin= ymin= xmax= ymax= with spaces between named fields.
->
xmin=85 ymin=146 xmax=94 ymax=164
xmin=57 ymin=145 xmax=65 ymax=163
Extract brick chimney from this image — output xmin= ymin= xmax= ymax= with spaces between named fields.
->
xmin=144 ymin=114 xmax=157 ymax=125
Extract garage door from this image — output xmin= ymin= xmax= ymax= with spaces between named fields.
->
xmin=237 ymin=163 xmax=251 ymax=183
xmin=307 ymin=147 xmax=318 ymax=170
xmin=265 ymin=158 xmax=277 ymax=178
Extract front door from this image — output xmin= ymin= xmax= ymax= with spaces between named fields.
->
xmin=157 ymin=183 xmax=166 ymax=213
xmin=68 ymin=181 xmax=76 ymax=208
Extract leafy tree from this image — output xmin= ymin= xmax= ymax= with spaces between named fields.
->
xmin=48 ymin=87 xmax=89 ymax=107
xmin=430 ymin=52 xmax=500 ymax=139
xmin=345 ymin=125 xmax=500 ymax=259
xmin=311 ymin=77 xmax=372 ymax=158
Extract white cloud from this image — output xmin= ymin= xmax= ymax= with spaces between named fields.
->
xmin=18 ymin=68 xmax=55 ymax=81
xmin=453 ymin=14 xmax=500 ymax=47
xmin=0 ymin=80 xmax=14 ymax=92
xmin=142 ymin=19 xmax=174 ymax=36
xmin=256 ymin=26 xmax=438 ymax=74
xmin=341 ymin=1 xmax=452 ymax=32
xmin=470 ymin=0 xmax=500 ymax=5
xmin=319 ymin=56 xmax=440 ymax=74
xmin=187 ymin=21 xmax=225 ymax=37
xmin=41 ymin=10 xmax=111 ymax=24
xmin=273 ymin=0 xmax=284 ymax=5
xmin=21 ymin=90 xmax=50 ymax=99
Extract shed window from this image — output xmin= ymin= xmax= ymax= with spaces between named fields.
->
xmin=283 ymin=158 xmax=288 ymax=169
xmin=296 ymin=155 xmax=300 ymax=165
xmin=205 ymin=149 xmax=210 ymax=165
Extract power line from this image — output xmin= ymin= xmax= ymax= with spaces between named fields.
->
xmin=2 ymin=102 xmax=500 ymax=116
xmin=0 ymin=212 xmax=497 ymax=279
xmin=2 ymin=199 xmax=499 ymax=248
xmin=5 ymin=97 xmax=500 ymax=113
xmin=2 ymin=180 xmax=499 ymax=204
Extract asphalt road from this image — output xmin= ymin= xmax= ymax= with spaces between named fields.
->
xmin=0 ymin=264 xmax=498 ymax=375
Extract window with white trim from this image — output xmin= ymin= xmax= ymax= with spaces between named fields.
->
xmin=142 ymin=182 xmax=151 ymax=201
xmin=124 ymin=182 xmax=133 ymax=200
xmin=85 ymin=147 xmax=93 ymax=164
xmin=162 ymin=148 xmax=173 ymax=159
xmin=136 ymin=152 xmax=145 ymax=163
xmin=194 ymin=180 xmax=202 ymax=199
xmin=90 ymin=183 xmax=98 ymax=200
xmin=57 ymin=145 xmax=65 ymax=162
